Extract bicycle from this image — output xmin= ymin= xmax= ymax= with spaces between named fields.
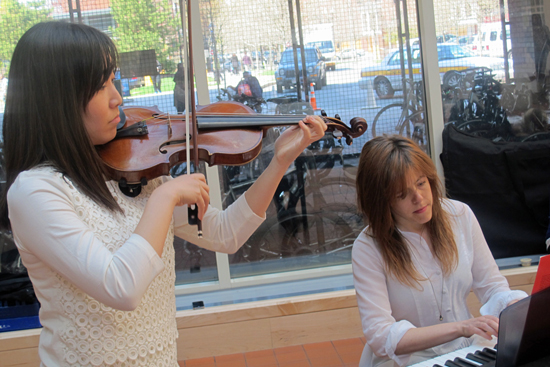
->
xmin=216 ymin=86 xmax=266 ymax=113
xmin=232 ymin=150 xmax=362 ymax=264
xmin=266 ymin=96 xmax=314 ymax=115
xmin=265 ymin=95 xmax=342 ymax=177
xmin=446 ymin=67 xmax=513 ymax=141
xmin=371 ymin=78 xmax=426 ymax=151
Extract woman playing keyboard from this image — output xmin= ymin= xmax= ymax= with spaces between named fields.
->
xmin=352 ymin=136 xmax=527 ymax=367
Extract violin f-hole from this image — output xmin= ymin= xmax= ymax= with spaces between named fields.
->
xmin=159 ymin=137 xmax=189 ymax=154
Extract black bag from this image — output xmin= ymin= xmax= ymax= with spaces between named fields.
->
xmin=441 ymin=124 xmax=550 ymax=259
xmin=0 ymin=230 xmax=37 ymax=307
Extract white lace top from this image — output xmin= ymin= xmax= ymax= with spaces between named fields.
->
xmin=8 ymin=166 xmax=264 ymax=367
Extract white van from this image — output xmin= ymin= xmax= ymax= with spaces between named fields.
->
xmin=480 ymin=22 xmax=511 ymax=58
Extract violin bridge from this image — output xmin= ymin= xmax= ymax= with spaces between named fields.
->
xmin=168 ymin=115 xmax=173 ymax=137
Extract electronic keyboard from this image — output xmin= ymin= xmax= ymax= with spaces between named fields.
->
xmin=408 ymin=344 xmax=497 ymax=367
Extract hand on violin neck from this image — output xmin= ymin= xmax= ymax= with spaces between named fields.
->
xmin=272 ymin=115 xmax=327 ymax=168
xmin=242 ymin=115 xmax=326 ymax=217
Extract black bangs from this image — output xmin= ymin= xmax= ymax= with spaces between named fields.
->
xmin=75 ymin=23 xmax=118 ymax=104
xmin=48 ymin=22 xmax=118 ymax=107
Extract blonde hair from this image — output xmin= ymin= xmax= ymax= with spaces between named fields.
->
xmin=355 ymin=136 xmax=458 ymax=287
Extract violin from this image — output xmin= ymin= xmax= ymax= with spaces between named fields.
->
xmin=97 ymin=102 xmax=368 ymax=191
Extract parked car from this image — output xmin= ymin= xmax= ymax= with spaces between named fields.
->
xmin=128 ymin=76 xmax=145 ymax=89
xmin=480 ymin=22 xmax=511 ymax=58
xmin=275 ymin=46 xmax=327 ymax=93
xmin=437 ymin=34 xmax=457 ymax=43
xmin=464 ymin=34 xmax=482 ymax=55
xmin=336 ymin=48 xmax=365 ymax=60
xmin=114 ymin=70 xmax=130 ymax=97
xmin=358 ymin=43 xmax=507 ymax=98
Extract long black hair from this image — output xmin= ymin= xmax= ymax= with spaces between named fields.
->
xmin=0 ymin=21 xmax=122 ymax=229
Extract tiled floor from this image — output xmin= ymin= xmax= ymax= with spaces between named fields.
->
xmin=178 ymin=337 xmax=366 ymax=367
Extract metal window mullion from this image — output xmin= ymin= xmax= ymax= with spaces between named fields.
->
xmin=207 ymin=166 xmax=231 ymax=289
xmin=417 ymin=0 xmax=445 ymax=178
xmin=189 ymin=0 xmax=231 ymax=289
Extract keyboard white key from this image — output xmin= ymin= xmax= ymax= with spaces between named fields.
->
xmin=408 ymin=338 xmax=497 ymax=367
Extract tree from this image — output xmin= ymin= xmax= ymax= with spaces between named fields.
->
xmin=109 ymin=0 xmax=181 ymax=73
xmin=0 ymin=0 xmax=51 ymax=73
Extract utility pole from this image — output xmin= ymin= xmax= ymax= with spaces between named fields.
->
xmin=67 ymin=0 xmax=82 ymax=24
xmin=287 ymin=0 xmax=309 ymax=102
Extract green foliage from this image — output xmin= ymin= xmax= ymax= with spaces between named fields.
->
xmin=0 ymin=0 xmax=51 ymax=74
xmin=110 ymin=0 xmax=181 ymax=73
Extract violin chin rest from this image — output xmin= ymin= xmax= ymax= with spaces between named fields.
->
xmin=117 ymin=106 xmax=127 ymax=130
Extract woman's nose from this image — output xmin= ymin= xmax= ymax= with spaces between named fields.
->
xmin=111 ymin=85 xmax=123 ymax=108
xmin=411 ymin=189 xmax=422 ymax=203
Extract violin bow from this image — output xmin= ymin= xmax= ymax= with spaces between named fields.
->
xmin=181 ymin=0 xmax=203 ymax=237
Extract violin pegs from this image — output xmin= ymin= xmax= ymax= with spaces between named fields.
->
xmin=335 ymin=114 xmax=341 ymax=120
xmin=320 ymin=110 xmax=327 ymax=117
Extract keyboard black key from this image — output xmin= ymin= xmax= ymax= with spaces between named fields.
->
xmin=482 ymin=348 xmax=497 ymax=358
xmin=477 ymin=350 xmax=496 ymax=361
xmin=444 ymin=361 xmax=462 ymax=367
xmin=473 ymin=351 xmax=493 ymax=363
xmin=465 ymin=353 xmax=489 ymax=364
xmin=433 ymin=364 xmax=444 ymax=367
xmin=454 ymin=357 xmax=480 ymax=367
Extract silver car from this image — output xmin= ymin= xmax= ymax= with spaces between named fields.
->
xmin=358 ymin=43 xmax=508 ymax=98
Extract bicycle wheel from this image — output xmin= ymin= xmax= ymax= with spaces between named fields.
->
xmin=372 ymin=103 xmax=414 ymax=137
xmin=234 ymin=216 xmax=288 ymax=262
xmin=287 ymin=102 xmax=314 ymax=115
xmin=304 ymin=134 xmax=343 ymax=180
xmin=442 ymin=70 xmax=463 ymax=90
xmin=302 ymin=176 xmax=358 ymax=214
xmin=398 ymin=110 xmax=427 ymax=151
xmin=281 ymin=211 xmax=361 ymax=263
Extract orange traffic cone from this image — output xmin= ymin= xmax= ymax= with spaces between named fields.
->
xmin=309 ymin=83 xmax=318 ymax=110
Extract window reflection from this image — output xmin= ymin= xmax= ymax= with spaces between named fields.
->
xmin=224 ymin=127 xmax=363 ymax=278
xmin=436 ymin=1 xmax=550 ymax=261
xmin=438 ymin=6 xmax=550 ymax=142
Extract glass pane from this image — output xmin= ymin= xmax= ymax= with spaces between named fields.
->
xmin=202 ymin=0 xmax=429 ymax=277
xmin=0 ymin=1 xmax=220 ymax=287
xmin=0 ymin=0 xmax=435 ymax=287
xmin=435 ymin=0 xmax=550 ymax=259
xmin=223 ymin=130 xmax=364 ymax=277
xmin=171 ymin=163 xmax=220 ymax=284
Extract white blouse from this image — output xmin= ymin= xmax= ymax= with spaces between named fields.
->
xmin=8 ymin=166 xmax=265 ymax=367
xmin=352 ymin=199 xmax=527 ymax=367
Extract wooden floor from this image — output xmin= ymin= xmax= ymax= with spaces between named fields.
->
xmin=177 ymin=337 xmax=366 ymax=367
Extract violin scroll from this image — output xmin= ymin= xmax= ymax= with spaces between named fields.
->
xmin=323 ymin=116 xmax=368 ymax=146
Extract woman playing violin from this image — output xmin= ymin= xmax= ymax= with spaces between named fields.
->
xmin=0 ymin=21 xmax=326 ymax=366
